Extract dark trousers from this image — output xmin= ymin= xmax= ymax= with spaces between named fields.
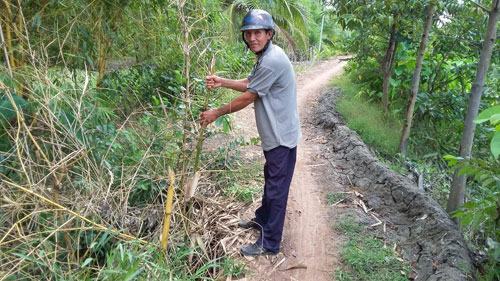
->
xmin=254 ymin=145 xmax=297 ymax=253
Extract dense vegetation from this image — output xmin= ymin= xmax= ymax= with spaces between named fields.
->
xmin=0 ymin=0 xmax=498 ymax=280
xmin=0 ymin=0 xmax=343 ymax=279
xmin=331 ymin=0 xmax=498 ymax=279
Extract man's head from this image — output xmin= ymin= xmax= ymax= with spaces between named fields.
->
xmin=240 ymin=9 xmax=275 ymax=53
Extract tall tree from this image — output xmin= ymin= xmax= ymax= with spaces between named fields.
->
xmin=447 ymin=0 xmax=499 ymax=214
xmin=399 ymin=3 xmax=436 ymax=155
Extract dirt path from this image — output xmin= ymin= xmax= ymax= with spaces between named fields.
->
xmin=231 ymin=58 xmax=349 ymax=281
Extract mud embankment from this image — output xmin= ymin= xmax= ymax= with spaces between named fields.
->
xmin=315 ymin=89 xmax=473 ymax=281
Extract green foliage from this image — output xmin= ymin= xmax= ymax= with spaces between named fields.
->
xmin=445 ymin=154 xmax=499 ymax=279
xmin=98 ymin=65 xmax=185 ymax=115
xmin=333 ymin=75 xmax=402 ymax=156
xmin=334 ymin=215 xmax=411 ymax=281
xmin=334 ymin=1 xmax=499 ymax=277
xmin=0 ymin=74 xmax=29 ymax=152
xmin=475 ymin=105 xmax=500 ymax=159
xmin=75 ymin=241 xmax=228 ymax=280
xmin=0 ymin=93 xmax=27 ymax=126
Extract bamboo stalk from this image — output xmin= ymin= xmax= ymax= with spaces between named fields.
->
xmin=2 ymin=0 xmax=15 ymax=69
xmin=176 ymin=0 xmax=195 ymax=193
xmin=192 ymin=54 xmax=216 ymax=172
xmin=14 ymin=0 xmax=24 ymax=68
xmin=0 ymin=20 xmax=13 ymax=77
xmin=185 ymin=54 xmax=216 ymax=201
xmin=161 ymin=167 xmax=176 ymax=250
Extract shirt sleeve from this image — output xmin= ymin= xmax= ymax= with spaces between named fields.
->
xmin=247 ymin=65 xmax=277 ymax=97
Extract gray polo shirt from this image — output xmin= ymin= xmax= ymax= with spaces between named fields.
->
xmin=247 ymin=42 xmax=301 ymax=151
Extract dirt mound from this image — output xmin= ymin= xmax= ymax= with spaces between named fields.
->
xmin=314 ymin=89 xmax=474 ymax=281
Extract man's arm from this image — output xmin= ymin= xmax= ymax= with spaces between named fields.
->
xmin=206 ymin=76 xmax=249 ymax=92
xmin=200 ymin=91 xmax=257 ymax=127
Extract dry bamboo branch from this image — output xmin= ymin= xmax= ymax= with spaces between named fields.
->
xmin=1 ymin=216 xmax=76 ymax=281
xmin=161 ymin=167 xmax=176 ymax=250
xmin=0 ymin=208 xmax=63 ymax=245
xmin=2 ymin=179 xmax=149 ymax=244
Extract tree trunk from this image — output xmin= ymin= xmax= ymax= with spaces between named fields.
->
xmin=381 ymin=15 xmax=398 ymax=115
xmin=447 ymin=0 xmax=499 ymax=214
xmin=399 ymin=4 xmax=435 ymax=156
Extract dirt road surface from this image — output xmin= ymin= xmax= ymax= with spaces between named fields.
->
xmin=231 ymin=58 xmax=349 ymax=281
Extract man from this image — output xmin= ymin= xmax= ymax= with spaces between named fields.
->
xmin=200 ymin=9 xmax=301 ymax=256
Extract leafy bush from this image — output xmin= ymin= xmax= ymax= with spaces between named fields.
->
xmin=98 ymin=64 xmax=185 ymax=116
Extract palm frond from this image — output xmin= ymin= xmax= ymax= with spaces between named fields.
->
xmin=221 ymin=0 xmax=310 ymax=52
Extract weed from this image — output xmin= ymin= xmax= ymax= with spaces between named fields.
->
xmin=221 ymin=257 xmax=246 ymax=277
xmin=335 ymin=215 xmax=411 ymax=281
xmin=224 ymin=183 xmax=260 ymax=203
xmin=327 ymin=192 xmax=348 ymax=205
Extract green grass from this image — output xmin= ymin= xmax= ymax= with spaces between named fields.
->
xmin=327 ymin=192 xmax=348 ymax=205
xmin=221 ymin=257 xmax=246 ymax=277
xmin=332 ymin=75 xmax=402 ymax=156
xmin=334 ymin=215 xmax=411 ymax=281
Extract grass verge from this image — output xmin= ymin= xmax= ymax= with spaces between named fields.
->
xmin=332 ymin=75 xmax=402 ymax=156
xmin=334 ymin=215 xmax=411 ymax=281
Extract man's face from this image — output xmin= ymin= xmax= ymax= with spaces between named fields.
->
xmin=243 ymin=29 xmax=272 ymax=53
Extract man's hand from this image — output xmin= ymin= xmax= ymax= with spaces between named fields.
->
xmin=200 ymin=109 xmax=220 ymax=127
xmin=199 ymin=91 xmax=256 ymax=127
xmin=205 ymin=75 xmax=222 ymax=90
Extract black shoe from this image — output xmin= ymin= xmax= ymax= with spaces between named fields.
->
xmin=238 ymin=218 xmax=260 ymax=230
xmin=240 ymin=243 xmax=277 ymax=256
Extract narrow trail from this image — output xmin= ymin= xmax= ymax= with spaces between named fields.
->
xmin=231 ymin=57 xmax=349 ymax=281
xmin=224 ymin=56 xmax=471 ymax=281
